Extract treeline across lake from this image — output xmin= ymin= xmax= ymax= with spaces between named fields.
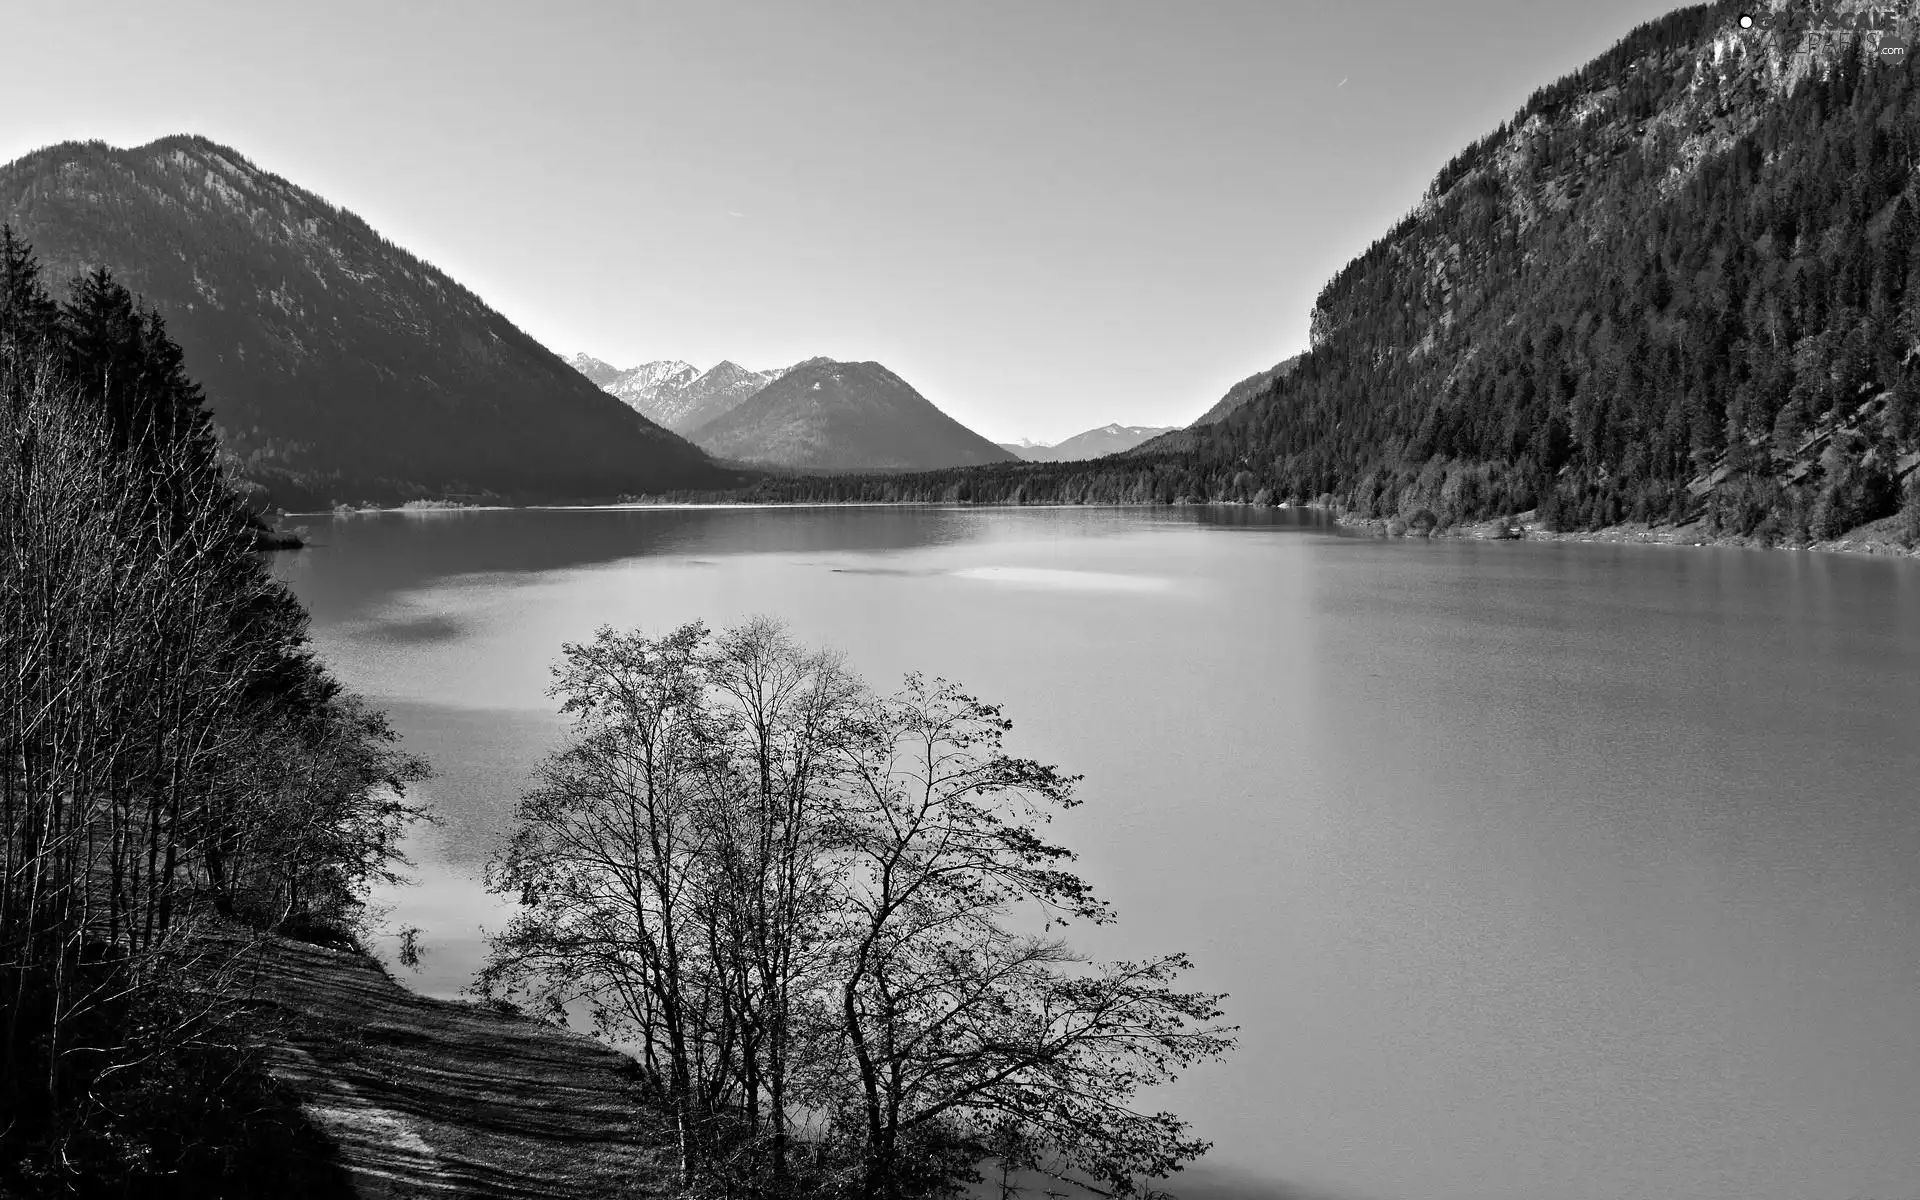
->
xmin=478 ymin=618 xmax=1235 ymax=1200
xmin=639 ymin=455 xmax=1291 ymax=507
xmin=1 ymin=228 xmax=427 ymax=1195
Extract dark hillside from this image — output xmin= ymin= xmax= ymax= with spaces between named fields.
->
xmin=1186 ymin=354 xmax=1301 ymax=428
xmin=0 ymin=136 xmax=736 ymax=507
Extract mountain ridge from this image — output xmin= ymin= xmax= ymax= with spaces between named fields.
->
xmin=1187 ymin=355 xmax=1303 ymax=428
xmin=0 ymin=134 xmax=734 ymax=506
xmin=573 ymin=354 xmax=789 ymax=433
xmin=999 ymin=423 xmax=1179 ymax=461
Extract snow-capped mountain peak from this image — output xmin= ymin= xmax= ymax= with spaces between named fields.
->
xmin=574 ymin=355 xmax=794 ymax=435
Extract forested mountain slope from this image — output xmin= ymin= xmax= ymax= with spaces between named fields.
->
xmin=1187 ymin=355 xmax=1300 ymax=428
xmin=0 ymin=136 xmax=735 ymax=507
xmin=1171 ymin=0 xmax=1919 ymax=536
xmin=731 ymin=2 xmax=1920 ymax=538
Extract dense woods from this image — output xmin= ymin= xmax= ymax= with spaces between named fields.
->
xmin=477 ymin=618 xmax=1234 ymax=1200
xmin=1 ymin=228 xmax=426 ymax=1194
xmin=686 ymin=8 xmax=1920 ymax=544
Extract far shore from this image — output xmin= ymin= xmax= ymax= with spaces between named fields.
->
xmin=270 ymin=498 xmax=1920 ymax=562
xmin=1336 ymin=509 xmax=1920 ymax=560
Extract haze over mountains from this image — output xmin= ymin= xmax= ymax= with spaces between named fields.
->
xmin=0 ymin=135 xmax=734 ymax=508
xmin=997 ymin=424 xmax=1177 ymax=461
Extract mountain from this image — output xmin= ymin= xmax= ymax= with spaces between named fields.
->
xmin=1001 ymin=424 xmax=1179 ymax=462
xmin=567 ymin=352 xmax=625 ymax=388
xmin=734 ymin=1 xmax=1920 ymax=538
xmin=1189 ymin=355 xmax=1301 ymax=427
xmin=601 ymin=359 xmax=696 ymax=416
xmin=687 ymin=358 xmax=1018 ymax=470
xmin=1140 ymin=0 xmax=1920 ymax=536
xmin=576 ymin=356 xmax=787 ymax=433
xmin=651 ymin=360 xmax=787 ymax=432
xmin=0 ymin=135 xmax=733 ymax=507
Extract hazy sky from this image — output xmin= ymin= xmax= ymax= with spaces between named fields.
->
xmin=6 ymin=0 xmax=1684 ymax=443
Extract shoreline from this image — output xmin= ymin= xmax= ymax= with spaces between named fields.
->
xmin=271 ymin=499 xmax=1920 ymax=562
xmin=1333 ymin=511 xmax=1920 ymax=560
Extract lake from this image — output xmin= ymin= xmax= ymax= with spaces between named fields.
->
xmin=274 ymin=505 xmax=1920 ymax=1200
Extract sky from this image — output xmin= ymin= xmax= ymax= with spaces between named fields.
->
xmin=4 ymin=0 xmax=1687 ymax=444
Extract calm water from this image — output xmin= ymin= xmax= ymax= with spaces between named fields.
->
xmin=274 ymin=506 xmax=1920 ymax=1200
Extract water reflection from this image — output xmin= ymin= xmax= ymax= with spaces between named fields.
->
xmin=274 ymin=504 xmax=1330 ymax=625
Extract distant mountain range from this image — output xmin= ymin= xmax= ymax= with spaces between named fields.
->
xmin=989 ymin=360 xmax=1302 ymax=466
xmin=0 ymin=135 xmax=733 ymax=507
xmin=568 ymin=355 xmax=787 ymax=434
xmin=997 ymin=424 xmax=1177 ymax=461
xmin=571 ymin=353 xmax=1012 ymax=471
xmin=688 ymin=358 xmax=1017 ymax=470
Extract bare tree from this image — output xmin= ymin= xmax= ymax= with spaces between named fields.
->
xmin=3 ymin=260 xmax=428 ymax=1182
xmin=477 ymin=622 xmax=721 ymax=1183
xmin=827 ymin=676 xmax=1235 ymax=1200
xmin=695 ymin=617 xmax=863 ymax=1183
xmin=480 ymin=622 xmax=1236 ymax=1200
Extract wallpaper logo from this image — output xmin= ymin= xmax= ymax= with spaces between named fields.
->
xmin=1783 ymin=27 xmax=1912 ymax=71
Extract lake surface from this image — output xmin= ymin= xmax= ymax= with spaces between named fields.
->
xmin=274 ymin=506 xmax=1920 ymax=1200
